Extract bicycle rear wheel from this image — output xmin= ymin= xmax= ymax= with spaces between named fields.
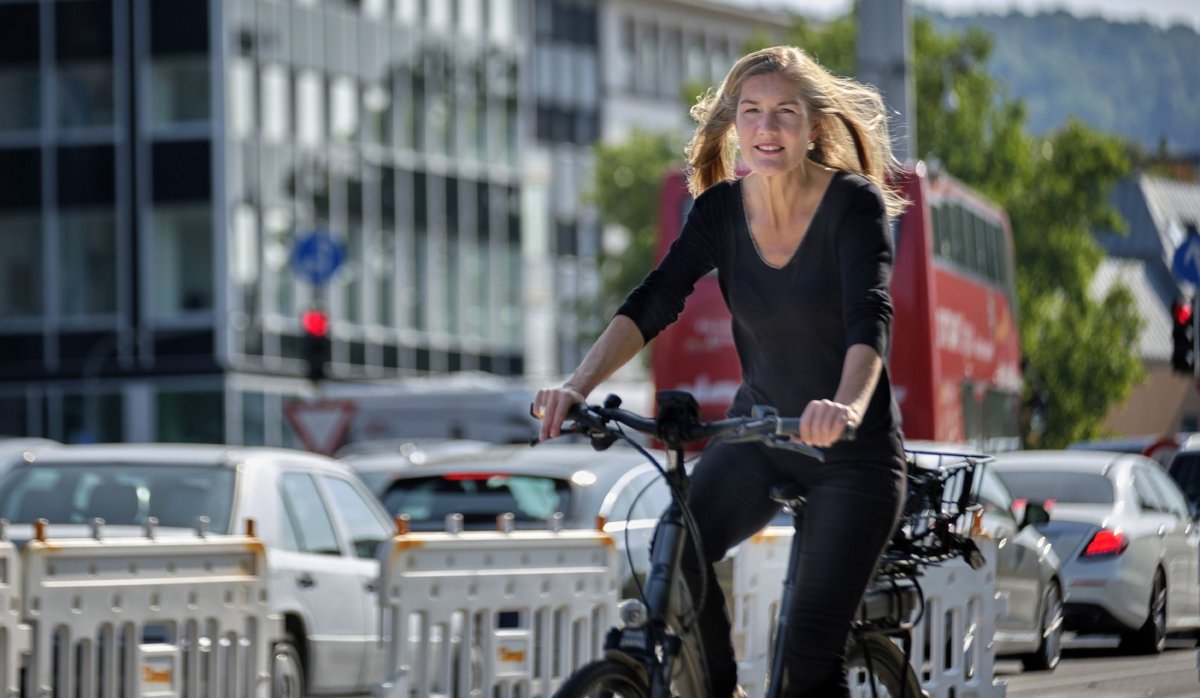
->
xmin=845 ymin=634 xmax=923 ymax=698
xmin=554 ymin=658 xmax=649 ymax=698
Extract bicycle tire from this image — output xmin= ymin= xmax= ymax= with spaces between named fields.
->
xmin=844 ymin=634 xmax=924 ymax=698
xmin=554 ymin=658 xmax=649 ymax=698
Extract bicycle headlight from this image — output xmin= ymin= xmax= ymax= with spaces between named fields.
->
xmin=618 ymin=598 xmax=648 ymax=629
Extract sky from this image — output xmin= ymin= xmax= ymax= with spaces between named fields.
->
xmin=745 ymin=0 xmax=1200 ymax=31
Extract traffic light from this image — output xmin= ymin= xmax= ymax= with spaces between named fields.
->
xmin=301 ymin=307 xmax=331 ymax=381
xmin=1171 ymin=298 xmax=1194 ymax=375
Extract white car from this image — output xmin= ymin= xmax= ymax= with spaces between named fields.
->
xmin=991 ymin=450 xmax=1200 ymax=653
xmin=0 ymin=443 xmax=398 ymax=696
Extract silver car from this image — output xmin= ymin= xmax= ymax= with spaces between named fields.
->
xmin=991 ymin=450 xmax=1200 ymax=653
xmin=905 ymin=443 xmax=1064 ymax=670
xmin=369 ymin=442 xmax=670 ymax=598
xmin=0 ymin=443 xmax=398 ymax=696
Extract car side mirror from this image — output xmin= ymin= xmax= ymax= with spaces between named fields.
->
xmin=1019 ymin=501 xmax=1051 ymax=529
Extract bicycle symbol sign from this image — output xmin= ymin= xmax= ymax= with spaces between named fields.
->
xmin=291 ymin=229 xmax=345 ymax=287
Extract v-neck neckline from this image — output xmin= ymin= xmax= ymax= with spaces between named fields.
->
xmin=738 ymin=173 xmax=837 ymax=270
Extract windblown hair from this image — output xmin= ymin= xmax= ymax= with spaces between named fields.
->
xmin=686 ymin=45 xmax=906 ymax=219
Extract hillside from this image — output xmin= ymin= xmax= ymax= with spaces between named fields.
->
xmin=920 ymin=9 xmax=1200 ymax=154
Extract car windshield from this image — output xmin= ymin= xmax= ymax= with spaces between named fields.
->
xmin=0 ymin=463 xmax=237 ymax=532
xmin=995 ymin=471 xmax=1114 ymax=505
xmin=382 ymin=474 xmax=571 ymax=529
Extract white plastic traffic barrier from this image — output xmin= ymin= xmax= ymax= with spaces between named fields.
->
xmin=906 ymin=543 xmax=1003 ymax=698
xmin=730 ymin=526 xmax=1004 ymax=698
xmin=0 ymin=534 xmax=28 ymax=698
xmin=20 ymin=524 xmax=274 ymax=698
xmin=374 ymin=529 xmax=618 ymax=698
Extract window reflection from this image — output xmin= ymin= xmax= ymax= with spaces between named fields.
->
xmin=56 ymin=0 xmax=114 ymax=129
xmin=261 ymin=64 xmax=290 ymax=143
xmin=156 ymin=389 xmax=223 ymax=443
xmin=330 ymin=75 xmax=358 ymax=143
xmin=363 ymin=81 xmax=391 ymax=147
xmin=0 ymin=3 xmax=40 ymax=131
xmin=0 ymin=214 xmax=41 ymax=317
xmin=150 ymin=57 xmax=210 ymax=126
xmin=229 ymin=59 xmax=255 ymax=139
xmin=58 ymin=64 xmax=114 ymax=128
xmin=263 ymin=205 xmax=295 ymax=318
xmin=296 ymin=70 xmax=324 ymax=148
xmin=151 ymin=205 xmax=214 ymax=315
xmin=0 ymin=69 xmax=40 ymax=131
xmin=60 ymin=209 xmax=117 ymax=317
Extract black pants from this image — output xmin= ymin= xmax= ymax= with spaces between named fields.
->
xmin=677 ymin=439 xmax=905 ymax=697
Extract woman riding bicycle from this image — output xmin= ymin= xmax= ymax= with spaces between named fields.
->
xmin=534 ymin=45 xmax=908 ymax=697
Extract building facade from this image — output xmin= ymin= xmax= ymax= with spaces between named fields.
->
xmin=0 ymin=0 xmax=528 ymax=445
xmin=0 ymin=0 xmax=793 ymax=446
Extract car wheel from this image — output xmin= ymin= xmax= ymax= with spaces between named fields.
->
xmin=1021 ymin=581 xmax=1063 ymax=671
xmin=1119 ymin=569 xmax=1167 ymax=655
xmin=272 ymin=637 xmax=305 ymax=698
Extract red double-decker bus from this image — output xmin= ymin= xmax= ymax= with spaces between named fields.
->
xmin=652 ymin=162 xmax=1023 ymax=451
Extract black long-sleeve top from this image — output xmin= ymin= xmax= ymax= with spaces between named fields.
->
xmin=616 ymin=171 xmax=904 ymax=464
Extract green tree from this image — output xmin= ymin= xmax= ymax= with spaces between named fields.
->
xmin=588 ymin=129 xmax=682 ymax=312
xmin=908 ymin=20 xmax=1141 ymax=447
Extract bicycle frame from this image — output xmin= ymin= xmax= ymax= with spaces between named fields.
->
xmin=642 ymin=445 xmax=697 ymax=697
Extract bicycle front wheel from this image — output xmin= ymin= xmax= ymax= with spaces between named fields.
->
xmin=845 ymin=635 xmax=923 ymax=698
xmin=554 ymin=658 xmax=649 ymax=698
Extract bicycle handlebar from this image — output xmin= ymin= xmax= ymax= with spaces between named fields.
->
xmin=535 ymin=390 xmax=849 ymax=463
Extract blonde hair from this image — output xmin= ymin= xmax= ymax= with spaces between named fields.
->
xmin=686 ymin=45 xmax=906 ymax=219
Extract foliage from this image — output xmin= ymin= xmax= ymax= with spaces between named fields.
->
xmin=588 ymin=130 xmax=683 ymax=311
xmin=907 ymin=17 xmax=1142 ymax=446
xmin=924 ymin=10 xmax=1200 ymax=153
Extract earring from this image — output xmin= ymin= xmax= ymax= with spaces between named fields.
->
xmin=807 ymin=141 xmax=815 ymax=151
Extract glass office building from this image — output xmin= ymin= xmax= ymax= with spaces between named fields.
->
xmin=0 ymin=0 xmax=528 ymax=445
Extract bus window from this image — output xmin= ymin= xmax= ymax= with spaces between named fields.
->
xmin=952 ymin=204 xmax=967 ymax=270
xmin=974 ymin=213 xmax=990 ymax=280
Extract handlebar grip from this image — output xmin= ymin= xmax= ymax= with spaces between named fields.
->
xmin=774 ymin=417 xmax=857 ymax=442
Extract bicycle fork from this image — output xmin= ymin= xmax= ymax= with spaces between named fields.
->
xmin=604 ymin=446 xmax=694 ymax=698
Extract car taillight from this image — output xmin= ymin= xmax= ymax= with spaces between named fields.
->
xmin=1082 ymin=529 xmax=1128 ymax=557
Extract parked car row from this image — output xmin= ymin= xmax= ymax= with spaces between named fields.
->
xmin=4 ymin=429 xmax=1198 ymax=695
xmin=990 ymin=449 xmax=1200 ymax=656
xmin=0 ymin=436 xmax=673 ymax=696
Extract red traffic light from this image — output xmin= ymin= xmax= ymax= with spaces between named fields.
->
xmin=1173 ymin=300 xmax=1192 ymax=326
xmin=302 ymin=309 xmax=328 ymax=337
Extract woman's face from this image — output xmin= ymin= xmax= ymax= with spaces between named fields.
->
xmin=734 ymin=71 xmax=814 ymax=177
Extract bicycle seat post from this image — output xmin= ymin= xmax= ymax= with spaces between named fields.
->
xmin=765 ymin=483 xmax=807 ymax=698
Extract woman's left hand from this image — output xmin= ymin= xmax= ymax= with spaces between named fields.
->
xmin=795 ymin=399 xmax=858 ymax=447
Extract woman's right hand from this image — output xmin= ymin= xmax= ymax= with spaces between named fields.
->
xmin=532 ymin=385 xmax=588 ymax=442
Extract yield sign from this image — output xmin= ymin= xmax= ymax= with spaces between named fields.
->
xmin=284 ymin=399 xmax=357 ymax=456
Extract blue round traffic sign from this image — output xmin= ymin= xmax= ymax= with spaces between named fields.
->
xmin=291 ymin=229 xmax=345 ymax=286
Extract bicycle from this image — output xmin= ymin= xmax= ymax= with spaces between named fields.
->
xmin=542 ymin=390 xmax=989 ymax=698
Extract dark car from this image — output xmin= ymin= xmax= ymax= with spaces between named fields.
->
xmin=369 ymin=442 xmax=670 ymax=597
xmin=1166 ymin=435 xmax=1200 ymax=516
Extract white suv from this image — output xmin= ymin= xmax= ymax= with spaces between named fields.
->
xmin=0 ymin=443 xmax=397 ymax=697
